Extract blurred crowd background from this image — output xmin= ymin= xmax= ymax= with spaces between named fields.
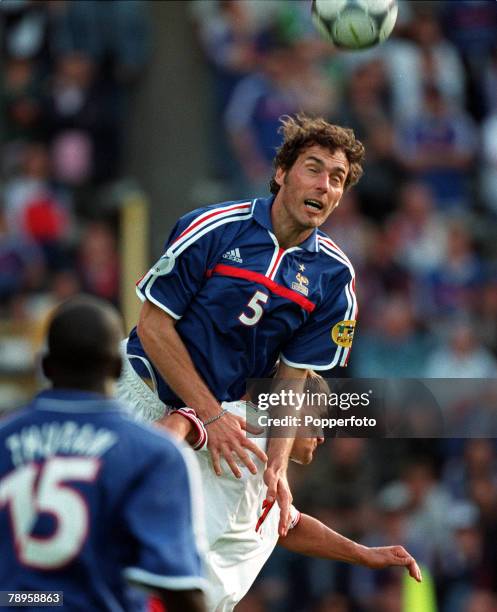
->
xmin=1 ymin=1 xmax=497 ymax=610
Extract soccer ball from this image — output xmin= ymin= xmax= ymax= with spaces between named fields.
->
xmin=311 ymin=0 xmax=398 ymax=50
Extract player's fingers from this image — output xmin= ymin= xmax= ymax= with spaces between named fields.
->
xmin=263 ymin=468 xmax=278 ymax=503
xmin=241 ymin=437 xmax=268 ymax=464
xmin=277 ymin=485 xmax=292 ymax=537
xmin=278 ymin=505 xmax=290 ymax=537
xmin=221 ymin=445 xmax=242 ymax=479
xmin=238 ymin=417 xmax=263 ymax=436
xmin=210 ymin=447 xmax=222 ymax=476
xmin=393 ymin=546 xmax=423 ymax=582
xmin=409 ymin=560 xmax=422 ymax=582
xmin=234 ymin=447 xmax=258 ymax=475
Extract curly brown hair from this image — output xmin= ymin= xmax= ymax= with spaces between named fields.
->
xmin=270 ymin=114 xmax=365 ymax=195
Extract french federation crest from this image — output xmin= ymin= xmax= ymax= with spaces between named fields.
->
xmin=291 ymin=271 xmax=309 ymax=296
xmin=331 ymin=320 xmax=356 ymax=348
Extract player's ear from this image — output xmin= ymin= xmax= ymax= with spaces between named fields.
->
xmin=274 ymin=166 xmax=285 ymax=187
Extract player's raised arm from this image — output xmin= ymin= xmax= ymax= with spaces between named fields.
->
xmin=278 ymin=513 xmax=422 ymax=583
xmin=137 ymin=301 xmax=267 ymax=476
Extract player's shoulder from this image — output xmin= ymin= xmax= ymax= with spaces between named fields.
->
xmin=0 ymin=406 xmax=33 ymax=436
xmin=167 ymin=199 xmax=256 ymax=252
xmin=178 ymin=199 xmax=255 ymax=226
xmin=113 ymin=413 xmax=189 ymax=465
xmin=315 ymin=228 xmax=355 ymax=278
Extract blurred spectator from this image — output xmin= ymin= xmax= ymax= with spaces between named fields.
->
xmin=290 ymin=439 xmax=379 ymax=606
xmin=401 ymin=459 xmax=454 ymax=567
xmin=464 ymin=589 xmax=497 ymax=612
xmin=333 ymin=59 xmax=405 ymax=223
xmin=2 ymin=57 xmax=43 ymax=143
xmin=383 ymin=7 xmax=466 ymax=121
xmin=297 ymin=439 xmax=376 ymax=529
xmin=42 ymin=52 xmax=120 ymax=185
xmin=335 ymin=59 xmax=390 ymax=142
xmin=1 ymin=0 xmax=52 ymax=65
xmin=370 ymin=580 xmax=402 ymax=612
xmin=225 ymin=31 xmax=333 ymax=195
xmin=312 ymin=593 xmax=350 ymax=612
xmin=423 ymin=221 xmax=482 ymax=317
xmin=77 ymin=221 xmax=120 ymax=304
xmin=191 ymin=0 xmax=260 ymax=181
xmin=3 ymin=142 xmax=73 ymax=271
xmin=482 ymin=45 xmax=497 ymax=117
xmin=352 ymin=294 xmax=431 ymax=377
xmin=443 ymin=440 xmax=497 ymax=501
xmin=355 ymin=227 xmax=412 ymax=329
xmin=51 ymin=0 xmax=151 ymax=84
xmin=480 ymin=110 xmax=497 ymax=215
xmin=424 ymin=320 xmax=497 ymax=378
xmin=350 ymin=482 xmax=414 ymax=608
xmin=387 ymin=182 xmax=447 ymax=276
xmin=441 ymin=0 xmax=497 ymax=120
xmin=0 ymin=205 xmax=44 ymax=313
xmin=395 ymin=83 xmax=477 ymax=211
xmin=194 ymin=0 xmax=259 ymax=106
xmin=354 ymin=119 xmax=406 ymax=224
xmin=468 ymin=476 xmax=497 ymax=529
xmin=439 ymin=502 xmax=486 ymax=612
xmin=474 ymin=278 xmax=497 ymax=354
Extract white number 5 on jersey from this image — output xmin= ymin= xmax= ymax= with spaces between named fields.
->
xmin=0 ymin=457 xmax=100 ymax=569
xmin=238 ymin=290 xmax=269 ymax=326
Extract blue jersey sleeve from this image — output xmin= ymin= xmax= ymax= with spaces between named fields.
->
xmin=135 ymin=202 xmax=253 ymax=319
xmin=123 ymin=440 xmax=208 ymax=592
xmin=280 ymin=268 xmax=357 ymax=370
xmin=135 ymin=208 xmax=217 ymax=319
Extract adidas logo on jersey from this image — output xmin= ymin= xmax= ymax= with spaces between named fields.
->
xmin=222 ymin=248 xmax=243 ymax=263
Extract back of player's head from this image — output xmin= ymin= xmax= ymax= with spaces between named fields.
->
xmin=43 ymin=295 xmax=123 ymax=389
xmin=270 ymin=113 xmax=365 ymax=194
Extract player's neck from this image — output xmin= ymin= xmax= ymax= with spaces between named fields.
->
xmin=272 ymin=211 xmax=313 ymax=249
xmin=50 ymin=377 xmax=110 ymax=396
xmin=276 ymin=228 xmax=313 ymax=250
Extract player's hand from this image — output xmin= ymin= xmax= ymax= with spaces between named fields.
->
xmin=207 ymin=412 xmax=267 ymax=478
xmin=360 ymin=545 xmax=422 ymax=582
xmin=264 ymin=466 xmax=292 ymax=537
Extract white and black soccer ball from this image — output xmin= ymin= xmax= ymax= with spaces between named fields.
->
xmin=311 ymin=0 xmax=398 ymax=50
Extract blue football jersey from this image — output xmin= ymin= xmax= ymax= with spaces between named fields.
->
xmin=127 ymin=196 xmax=357 ymax=406
xmin=0 ymin=390 xmax=207 ymax=611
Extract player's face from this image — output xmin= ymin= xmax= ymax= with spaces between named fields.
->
xmin=274 ymin=145 xmax=349 ymax=230
xmin=290 ymin=435 xmax=325 ymax=465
